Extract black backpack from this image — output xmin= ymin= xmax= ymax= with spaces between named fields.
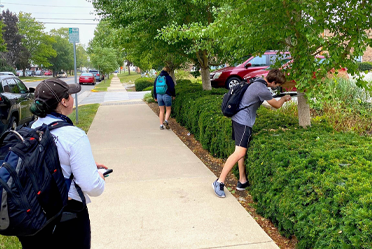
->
xmin=221 ymin=78 xmax=261 ymax=117
xmin=0 ymin=121 xmax=84 ymax=236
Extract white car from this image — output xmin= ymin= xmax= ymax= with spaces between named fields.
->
xmin=0 ymin=72 xmax=15 ymax=76
xmin=57 ymin=71 xmax=68 ymax=78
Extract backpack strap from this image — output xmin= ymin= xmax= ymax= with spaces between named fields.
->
xmin=48 ymin=121 xmax=73 ymax=130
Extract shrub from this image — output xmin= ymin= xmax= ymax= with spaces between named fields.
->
xmin=143 ymin=86 xmax=153 ymax=91
xmin=357 ymin=62 xmax=372 ymax=72
xmin=143 ymin=92 xmax=155 ymax=103
xmin=172 ymin=81 xmax=372 ymax=248
xmin=175 ymin=70 xmax=192 ymax=80
xmin=135 ymin=77 xmax=153 ymax=91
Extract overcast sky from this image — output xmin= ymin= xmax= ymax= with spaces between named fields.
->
xmin=1 ymin=0 xmax=99 ymax=47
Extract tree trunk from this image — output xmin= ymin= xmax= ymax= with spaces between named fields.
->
xmin=297 ymin=91 xmax=311 ymax=127
xmin=169 ymin=70 xmax=176 ymax=85
xmin=128 ymin=65 xmax=130 ymax=75
xmin=200 ymin=67 xmax=211 ymax=90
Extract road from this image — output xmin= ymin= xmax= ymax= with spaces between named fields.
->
xmin=23 ymin=76 xmax=96 ymax=98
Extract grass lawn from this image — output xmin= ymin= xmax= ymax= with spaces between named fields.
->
xmin=117 ymin=72 xmax=141 ymax=84
xmin=0 ymin=103 xmax=100 ymax=248
xmin=69 ymin=103 xmax=100 ymax=133
xmin=92 ymin=78 xmax=112 ymax=92
xmin=19 ymin=76 xmax=50 ymax=82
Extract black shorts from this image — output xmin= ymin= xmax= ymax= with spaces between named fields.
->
xmin=232 ymin=120 xmax=253 ymax=149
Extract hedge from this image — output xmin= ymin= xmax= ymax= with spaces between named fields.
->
xmin=357 ymin=62 xmax=372 ymax=72
xmin=135 ymin=77 xmax=153 ymax=91
xmin=172 ymin=80 xmax=372 ymax=248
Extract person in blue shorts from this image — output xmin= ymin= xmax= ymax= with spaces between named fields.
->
xmin=212 ymin=69 xmax=292 ymax=198
xmin=153 ymin=66 xmax=176 ymax=130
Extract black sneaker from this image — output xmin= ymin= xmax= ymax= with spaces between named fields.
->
xmin=163 ymin=120 xmax=170 ymax=129
xmin=160 ymin=125 xmax=165 ymax=130
xmin=236 ymin=180 xmax=250 ymax=191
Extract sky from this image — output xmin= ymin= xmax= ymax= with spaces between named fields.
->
xmin=1 ymin=0 xmax=99 ymax=47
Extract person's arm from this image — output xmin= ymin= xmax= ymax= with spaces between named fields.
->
xmin=153 ymin=77 xmax=157 ymax=100
xmin=69 ymin=135 xmax=105 ymax=197
xmin=167 ymin=76 xmax=176 ymax=97
xmin=266 ymin=95 xmax=291 ymax=109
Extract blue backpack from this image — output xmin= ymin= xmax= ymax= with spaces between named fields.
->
xmin=155 ymin=76 xmax=168 ymax=94
xmin=0 ymin=121 xmax=85 ymax=236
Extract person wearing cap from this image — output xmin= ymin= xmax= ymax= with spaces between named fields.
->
xmin=17 ymin=78 xmax=106 ymax=249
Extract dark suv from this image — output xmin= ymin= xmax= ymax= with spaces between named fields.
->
xmin=210 ymin=51 xmax=290 ymax=89
xmin=88 ymin=70 xmax=104 ymax=82
xmin=0 ymin=75 xmax=35 ymax=135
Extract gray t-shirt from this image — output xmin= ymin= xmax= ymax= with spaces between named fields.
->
xmin=231 ymin=79 xmax=273 ymax=127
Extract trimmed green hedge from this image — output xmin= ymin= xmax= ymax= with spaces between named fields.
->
xmin=135 ymin=77 xmax=153 ymax=91
xmin=357 ymin=62 xmax=372 ymax=72
xmin=143 ymin=86 xmax=153 ymax=91
xmin=172 ymin=80 xmax=372 ymax=248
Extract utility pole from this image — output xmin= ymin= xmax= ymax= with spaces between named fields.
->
xmin=69 ymin=28 xmax=79 ymax=124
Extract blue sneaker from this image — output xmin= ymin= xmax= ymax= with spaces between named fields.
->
xmin=236 ymin=180 xmax=250 ymax=191
xmin=212 ymin=179 xmax=226 ymax=198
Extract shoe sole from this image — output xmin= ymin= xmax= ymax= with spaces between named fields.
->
xmin=236 ymin=187 xmax=247 ymax=191
xmin=212 ymin=183 xmax=226 ymax=198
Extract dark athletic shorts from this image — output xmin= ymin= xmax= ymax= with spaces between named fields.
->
xmin=232 ymin=120 xmax=253 ymax=149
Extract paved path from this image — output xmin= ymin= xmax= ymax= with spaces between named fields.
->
xmin=86 ymin=76 xmax=278 ymax=248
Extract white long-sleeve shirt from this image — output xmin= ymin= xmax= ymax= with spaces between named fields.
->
xmin=32 ymin=115 xmax=105 ymax=204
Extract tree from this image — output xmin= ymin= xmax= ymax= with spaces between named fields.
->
xmin=210 ymin=0 xmax=372 ymax=127
xmin=76 ymin=44 xmax=89 ymax=69
xmin=90 ymin=47 xmax=119 ymax=82
xmin=47 ymin=28 xmax=74 ymax=76
xmin=17 ymin=12 xmax=56 ymax=74
xmin=0 ymin=10 xmax=24 ymax=69
xmin=91 ymin=0 xmax=191 ymax=83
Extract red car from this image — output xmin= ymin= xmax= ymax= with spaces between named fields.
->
xmin=210 ymin=51 xmax=290 ymax=89
xmin=44 ymin=71 xmax=52 ymax=76
xmin=242 ymin=56 xmax=348 ymax=96
xmin=79 ymin=73 xmax=96 ymax=85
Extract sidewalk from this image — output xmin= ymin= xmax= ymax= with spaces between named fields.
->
xmin=86 ymin=76 xmax=278 ymax=249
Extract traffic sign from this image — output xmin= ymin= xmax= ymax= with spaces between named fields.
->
xmin=69 ymin=28 xmax=79 ymax=43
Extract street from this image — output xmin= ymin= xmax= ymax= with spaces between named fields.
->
xmin=23 ymin=76 xmax=97 ymax=98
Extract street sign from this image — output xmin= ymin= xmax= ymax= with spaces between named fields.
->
xmin=69 ymin=28 xmax=79 ymax=43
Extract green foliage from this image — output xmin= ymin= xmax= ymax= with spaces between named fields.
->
xmin=172 ymin=81 xmax=372 ymax=248
xmin=134 ymin=77 xmax=153 ymax=91
xmin=143 ymin=86 xmax=153 ymax=91
xmin=17 ymin=12 xmax=56 ymax=68
xmin=234 ymin=107 xmax=372 ymax=248
xmin=89 ymin=47 xmax=119 ymax=76
xmin=312 ymin=77 xmax=372 ymax=134
xmin=48 ymin=28 xmax=73 ymax=73
xmin=357 ymin=62 xmax=372 ymax=72
xmin=175 ymin=70 xmax=192 ymax=81
xmin=0 ymin=235 xmax=21 ymax=248
xmin=143 ymin=92 xmax=155 ymax=103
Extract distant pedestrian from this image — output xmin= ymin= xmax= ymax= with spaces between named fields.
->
xmin=17 ymin=78 xmax=106 ymax=248
xmin=212 ymin=69 xmax=292 ymax=198
xmin=153 ymin=66 xmax=176 ymax=130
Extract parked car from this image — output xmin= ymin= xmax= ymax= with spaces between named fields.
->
xmin=210 ymin=51 xmax=290 ymax=89
xmin=25 ymin=70 xmax=35 ymax=77
xmin=44 ymin=70 xmax=52 ymax=76
xmin=0 ymin=75 xmax=35 ymax=135
xmin=88 ymin=70 xmax=103 ymax=82
xmin=0 ymin=72 xmax=15 ymax=76
xmin=57 ymin=71 xmax=68 ymax=78
xmin=242 ymin=56 xmax=348 ymax=97
xmin=79 ymin=73 xmax=96 ymax=85
xmin=35 ymin=70 xmax=44 ymax=76
xmin=16 ymin=70 xmax=23 ymax=77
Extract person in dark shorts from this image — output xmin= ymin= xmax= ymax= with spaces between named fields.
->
xmin=212 ymin=69 xmax=292 ymax=198
xmin=153 ymin=66 xmax=176 ymax=130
